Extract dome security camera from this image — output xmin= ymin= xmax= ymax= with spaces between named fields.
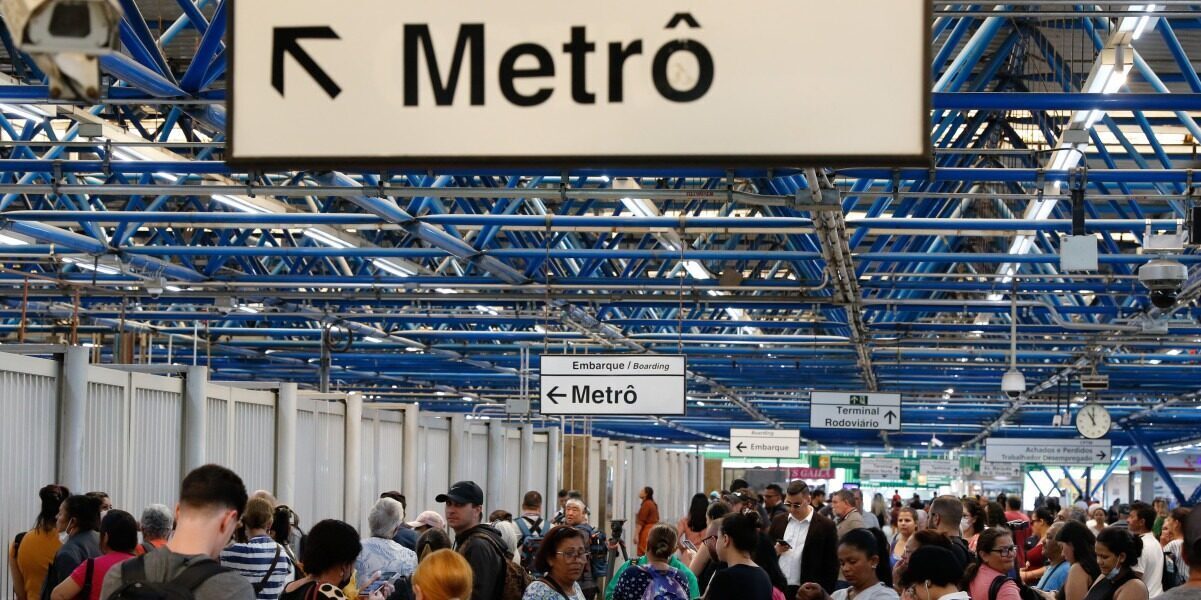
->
xmin=1002 ymin=367 xmax=1025 ymax=398
xmin=1139 ymin=259 xmax=1188 ymax=310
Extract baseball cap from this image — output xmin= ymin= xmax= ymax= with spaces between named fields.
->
xmin=435 ymin=480 xmax=484 ymax=505
xmin=407 ymin=510 xmax=447 ymax=530
xmin=732 ymin=489 xmax=759 ymax=503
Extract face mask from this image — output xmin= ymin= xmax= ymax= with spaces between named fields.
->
xmin=1106 ymin=566 xmax=1121 ymax=580
xmin=960 ymin=517 xmax=972 ymax=533
xmin=58 ymin=532 xmax=69 ymax=543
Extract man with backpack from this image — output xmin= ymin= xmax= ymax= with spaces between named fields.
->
xmin=516 ymin=491 xmax=546 ymax=573
xmin=439 ymin=480 xmax=528 ymax=600
xmin=563 ymin=499 xmax=608 ymax=600
xmin=100 ymin=464 xmax=255 ymax=600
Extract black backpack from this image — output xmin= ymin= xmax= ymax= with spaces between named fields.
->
xmin=988 ymin=575 xmax=1042 ymax=600
xmin=108 ymin=556 xmax=228 ymax=600
xmin=1163 ymin=550 xmax=1185 ymax=591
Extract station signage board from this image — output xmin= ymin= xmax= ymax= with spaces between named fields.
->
xmin=810 ymin=392 xmax=902 ymax=431
xmin=985 ymin=438 xmax=1111 ymax=465
xmin=729 ymin=429 xmax=801 ymax=459
xmin=229 ymin=0 xmax=930 ymax=167
xmin=920 ymin=459 xmax=958 ymax=480
xmin=789 ymin=467 xmax=836 ymax=480
xmin=539 ymin=354 xmax=685 ymax=416
xmin=979 ymin=460 xmax=1023 ymax=479
xmin=859 ymin=457 xmax=901 ymax=480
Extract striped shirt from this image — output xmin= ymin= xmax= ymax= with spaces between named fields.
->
xmin=220 ymin=536 xmax=295 ymax=600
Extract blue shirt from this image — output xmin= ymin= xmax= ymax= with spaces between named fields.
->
xmin=1037 ymin=561 xmax=1070 ymax=593
xmin=220 ymin=535 xmax=294 ymax=600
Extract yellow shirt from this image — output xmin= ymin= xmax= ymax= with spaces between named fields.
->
xmin=11 ymin=528 xmax=61 ymax=600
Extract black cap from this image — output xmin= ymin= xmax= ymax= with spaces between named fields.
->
xmin=436 ymin=481 xmax=484 ymax=505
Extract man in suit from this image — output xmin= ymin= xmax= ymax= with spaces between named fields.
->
xmin=771 ymin=481 xmax=839 ymax=598
xmin=830 ymin=489 xmax=865 ymax=538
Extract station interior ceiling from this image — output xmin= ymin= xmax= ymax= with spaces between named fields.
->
xmin=0 ymin=2 xmax=1198 ymax=454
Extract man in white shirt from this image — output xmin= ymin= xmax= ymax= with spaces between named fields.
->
xmin=1131 ymin=501 xmax=1165 ymax=597
xmin=771 ymin=481 xmax=839 ymax=598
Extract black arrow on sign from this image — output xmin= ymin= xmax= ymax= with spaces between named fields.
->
xmin=272 ymin=27 xmax=342 ymax=99
xmin=735 ymin=442 xmax=747 ymax=453
xmin=884 ymin=410 xmax=897 ymax=424
xmin=546 ymin=386 xmax=565 ymax=405
xmin=1096 ymin=450 xmax=1107 ymax=460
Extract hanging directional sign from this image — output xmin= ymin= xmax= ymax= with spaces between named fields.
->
xmin=728 ymin=429 xmax=800 ymax=459
xmin=859 ymin=457 xmax=901 ymax=480
xmin=920 ymin=459 xmax=959 ymax=480
xmin=539 ymin=355 xmax=685 ymax=416
xmin=985 ymin=438 xmax=1112 ymax=465
xmin=809 ymin=392 xmax=902 ymax=431
xmin=979 ymin=460 xmax=1023 ymax=479
xmin=228 ymin=0 xmax=930 ymax=168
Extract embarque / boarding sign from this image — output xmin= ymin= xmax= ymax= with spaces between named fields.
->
xmin=539 ymin=354 xmax=685 ymax=416
xmin=728 ymin=429 xmax=800 ymax=459
xmin=985 ymin=438 xmax=1112 ymax=465
xmin=809 ymin=392 xmax=902 ymax=431
xmin=228 ymin=0 xmax=930 ymax=167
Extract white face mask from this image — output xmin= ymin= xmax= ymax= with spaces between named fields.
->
xmin=960 ymin=517 xmax=972 ymax=533
xmin=58 ymin=531 xmax=69 ymax=543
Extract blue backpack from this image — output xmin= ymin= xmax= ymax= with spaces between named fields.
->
xmin=637 ymin=564 xmax=688 ymax=600
xmin=515 ymin=516 xmax=544 ymax=573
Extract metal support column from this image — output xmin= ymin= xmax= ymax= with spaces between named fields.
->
xmin=58 ymin=346 xmax=88 ymax=492
xmin=402 ymin=402 xmax=420 ymax=513
xmin=1123 ymin=425 xmax=1186 ymax=505
xmin=344 ymin=392 xmax=362 ymax=527
xmin=182 ymin=365 xmax=208 ymax=472
xmin=1026 ymin=471 xmax=1047 ymax=496
xmin=1041 ymin=467 xmax=1067 ymax=498
xmin=519 ymin=423 xmax=535 ymax=511
xmin=1062 ymin=467 xmax=1086 ymax=500
xmin=546 ymin=426 xmax=562 ymax=519
xmin=1090 ymin=447 xmax=1130 ymax=500
xmin=275 ymin=382 xmax=298 ymax=504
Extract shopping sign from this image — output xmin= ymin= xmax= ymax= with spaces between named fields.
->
xmin=229 ymin=0 xmax=930 ymax=167
xmin=789 ymin=467 xmax=836 ymax=480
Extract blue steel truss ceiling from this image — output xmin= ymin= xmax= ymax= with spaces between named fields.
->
xmin=0 ymin=1 xmax=1199 ymax=451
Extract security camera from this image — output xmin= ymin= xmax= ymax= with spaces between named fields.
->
xmin=0 ymin=0 xmax=121 ymax=100
xmin=1139 ymin=258 xmax=1188 ymax=310
xmin=1002 ymin=367 xmax=1025 ymax=398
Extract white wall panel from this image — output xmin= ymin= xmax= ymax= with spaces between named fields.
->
xmin=82 ymin=375 xmax=127 ymax=500
xmin=504 ymin=431 xmax=521 ymax=513
xmin=206 ymin=396 xmax=229 ymax=466
xmin=232 ymin=400 xmax=275 ymax=493
xmin=418 ymin=418 xmax=450 ymax=516
xmin=128 ymin=377 xmax=184 ymax=512
xmin=465 ymin=426 xmax=489 ymax=497
xmin=0 ymin=353 xmax=58 ymax=599
xmin=294 ymin=398 xmax=345 ymax=524
xmin=533 ymin=435 xmax=549 ymax=517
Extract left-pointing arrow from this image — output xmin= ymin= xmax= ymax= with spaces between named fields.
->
xmin=272 ymin=26 xmax=342 ymax=98
xmin=735 ymin=442 xmax=746 ymax=453
xmin=546 ymin=386 xmax=565 ymax=404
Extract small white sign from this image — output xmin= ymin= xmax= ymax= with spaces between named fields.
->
xmin=728 ymin=429 xmax=800 ymax=459
xmin=539 ymin=355 xmax=685 ymax=416
xmin=810 ymin=392 xmax=902 ymax=431
xmin=920 ymin=459 xmax=959 ymax=479
xmin=229 ymin=0 xmax=929 ymax=167
xmin=980 ymin=460 xmax=1023 ymax=479
xmin=985 ymin=438 xmax=1112 ymax=465
xmin=859 ymin=457 xmax=901 ymax=480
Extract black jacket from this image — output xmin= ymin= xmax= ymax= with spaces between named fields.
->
xmin=769 ymin=511 xmax=839 ymax=593
xmin=454 ymin=524 xmax=507 ymax=600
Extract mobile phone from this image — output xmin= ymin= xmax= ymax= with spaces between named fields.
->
xmin=776 ymin=539 xmax=791 ymax=548
xmin=363 ymin=572 xmax=398 ymax=593
xmin=680 ymin=539 xmax=697 ymax=552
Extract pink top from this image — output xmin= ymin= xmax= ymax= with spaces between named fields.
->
xmin=970 ymin=565 xmax=1020 ymax=600
xmin=70 ymin=552 xmax=135 ymax=600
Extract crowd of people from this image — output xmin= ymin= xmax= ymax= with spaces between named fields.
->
xmin=7 ymin=468 xmax=1201 ymax=600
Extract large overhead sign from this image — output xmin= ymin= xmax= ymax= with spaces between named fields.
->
xmin=728 ymin=429 xmax=800 ymax=459
xmin=859 ymin=457 xmax=901 ymax=480
xmin=229 ymin=0 xmax=930 ymax=167
xmin=920 ymin=459 xmax=959 ymax=480
xmin=538 ymin=354 xmax=685 ymax=416
xmin=985 ymin=438 xmax=1112 ymax=465
xmin=810 ymin=392 xmax=902 ymax=431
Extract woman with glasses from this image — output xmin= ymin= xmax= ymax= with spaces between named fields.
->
xmin=523 ymin=526 xmax=588 ymax=600
xmin=965 ymin=528 xmax=1021 ymax=600
xmin=1083 ymin=528 xmax=1148 ymax=600
xmin=897 ymin=546 xmax=969 ymax=600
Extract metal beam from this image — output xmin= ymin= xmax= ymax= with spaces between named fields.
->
xmin=1123 ymin=424 xmax=1187 ymax=505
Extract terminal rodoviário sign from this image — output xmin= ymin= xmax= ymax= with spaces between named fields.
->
xmin=810 ymin=391 xmax=902 ymax=431
xmin=539 ymin=354 xmax=685 ymax=416
xmin=728 ymin=429 xmax=800 ymax=459
xmin=228 ymin=0 xmax=929 ymax=167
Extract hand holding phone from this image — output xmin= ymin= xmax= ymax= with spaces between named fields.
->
xmin=679 ymin=539 xmax=697 ymax=552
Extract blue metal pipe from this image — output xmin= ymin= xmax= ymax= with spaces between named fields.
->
xmin=933 ymin=92 xmax=1201 ymax=111
xmin=99 ymin=53 xmax=186 ymax=97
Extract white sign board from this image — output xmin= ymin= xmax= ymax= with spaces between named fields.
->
xmin=920 ymin=459 xmax=958 ymax=480
xmin=229 ymin=0 xmax=930 ymax=167
xmin=860 ymin=457 xmax=901 ymax=480
xmin=539 ymin=354 xmax=685 ymax=415
xmin=985 ymin=438 xmax=1112 ymax=465
xmin=810 ymin=392 xmax=902 ymax=431
xmin=980 ymin=460 xmax=1023 ymax=479
xmin=728 ymin=429 xmax=800 ymax=459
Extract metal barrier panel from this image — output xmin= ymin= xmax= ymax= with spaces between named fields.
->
xmin=0 ymin=353 xmax=59 ymax=599
xmin=419 ymin=418 xmax=450 ymax=516
xmin=82 ymin=367 xmax=128 ymax=501
xmin=466 ymin=425 xmax=489 ymax=498
xmin=295 ymin=398 xmax=345 ymax=524
xmin=206 ymin=393 xmax=229 ymax=466
xmin=504 ymin=430 xmax=521 ymax=513
xmin=533 ymin=434 xmax=549 ymax=518
xmin=359 ymin=408 xmax=405 ymax=531
xmin=232 ymin=398 xmax=275 ymax=493
xmin=128 ymin=373 xmax=185 ymax=512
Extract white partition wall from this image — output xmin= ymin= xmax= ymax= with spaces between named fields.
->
xmin=359 ymin=407 xmax=406 ymax=532
xmin=0 ymin=353 xmax=59 ymax=598
xmin=504 ymin=429 xmax=522 ymax=511
xmin=417 ymin=417 xmax=451 ymax=516
xmin=533 ymin=433 xmax=550 ymax=516
xmin=294 ymin=396 xmax=346 ymax=524
xmin=205 ymin=383 xmax=276 ymax=495
xmin=465 ymin=424 xmax=490 ymax=496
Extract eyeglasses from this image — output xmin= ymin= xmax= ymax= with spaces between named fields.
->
xmin=991 ymin=545 xmax=1018 ymax=556
xmin=783 ymin=502 xmax=807 ymax=509
xmin=701 ymin=535 xmax=717 ymax=544
xmin=556 ymin=550 xmax=589 ymax=561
